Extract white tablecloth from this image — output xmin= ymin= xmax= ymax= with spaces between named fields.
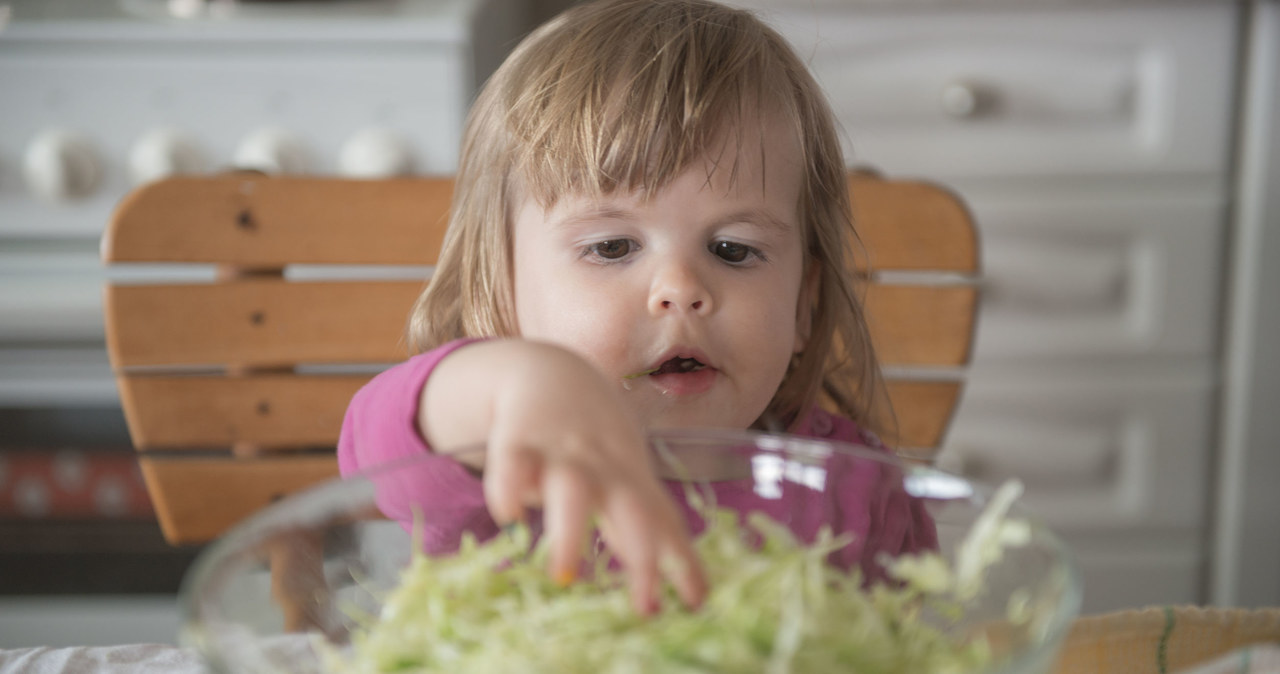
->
xmin=0 ymin=644 xmax=206 ymax=674
xmin=0 ymin=632 xmax=327 ymax=674
xmin=3 ymin=641 xmax=1276 ymax=673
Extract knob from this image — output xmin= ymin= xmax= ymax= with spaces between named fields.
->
xmin=233 ymin=128 xmax=308 ymax=174
xmin=129 ymin=128 xmax=205 ymax=184
xmin=23 ymin=130 xmax=103 ymax=202
xmin=339 ymin=128 xmax=414 ymax=178
xmin=940 ymin=81 xmax=990 ymax=119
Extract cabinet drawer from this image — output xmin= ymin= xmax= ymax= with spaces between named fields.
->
xmin=936 ymin=365 xmax=1214 ymax=531
xmin=747 ymin=3 xmax=1237 ymax=178
xmin=966 ymin=191 xmax=1224 ymax=361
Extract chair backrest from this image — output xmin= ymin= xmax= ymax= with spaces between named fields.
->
xmin=102 ymin=173 xmax=978 ymax=544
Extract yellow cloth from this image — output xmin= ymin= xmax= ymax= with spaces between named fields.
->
xmin=1054 ymin=606 xmax=1280 ymax=674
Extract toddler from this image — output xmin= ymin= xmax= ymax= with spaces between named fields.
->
xmin=339 ymin=0 xmax=934 ymax=616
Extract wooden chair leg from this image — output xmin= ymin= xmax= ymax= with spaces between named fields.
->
xmin=268 ymin=529 xmax=330 ymax=634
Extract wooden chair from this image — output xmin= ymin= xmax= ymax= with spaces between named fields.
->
xmin=101 ymin=172 xmax=978 ymax=601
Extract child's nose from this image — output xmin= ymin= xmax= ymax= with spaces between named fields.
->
xmin=648 ymin=261 xmax=712 ymax=315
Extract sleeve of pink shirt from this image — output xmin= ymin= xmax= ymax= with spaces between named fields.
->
xmin=338 ymin=338 xmax=495 ymax=552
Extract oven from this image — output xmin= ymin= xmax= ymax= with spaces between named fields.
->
xmin=0 ymin=0 xmax=530 ymax=594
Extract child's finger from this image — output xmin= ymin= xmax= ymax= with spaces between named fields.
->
xmin=542 ymin=463 xmax=593 ymax=586
xmin=658 ymin=519 xmax=708 ymax=609
xmin=483 ymin=441 xmax=539 ymax=525
xmin=600 ymin=488 xmax=661 ymax=614
xmin=617 ymin=479 xmax=707 ymax=611
xmin=628 ymin=475 xmax=709 ymax=609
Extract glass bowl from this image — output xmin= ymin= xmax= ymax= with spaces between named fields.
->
xmin=179 ymin=429 xmax=1081 ymax=673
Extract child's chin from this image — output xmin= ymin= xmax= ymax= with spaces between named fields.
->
xmin=642 ymin=411 xmax=755 ymax=432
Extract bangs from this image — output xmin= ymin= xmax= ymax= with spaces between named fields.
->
xmin=498 ymin=0 xmax=802 ymax=205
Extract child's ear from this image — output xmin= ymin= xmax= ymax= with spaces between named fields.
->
xmin=793 ymin=261 xmax=821 ymax=354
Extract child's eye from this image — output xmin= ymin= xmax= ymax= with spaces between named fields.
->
xmin=710 ymin=240 xmax=761 ymax=264
xmin=586 ymin=239 xmax=634 ymax=260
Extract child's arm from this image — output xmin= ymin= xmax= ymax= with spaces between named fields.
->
xmin=420 ymin=339 xmax=707 ymax=614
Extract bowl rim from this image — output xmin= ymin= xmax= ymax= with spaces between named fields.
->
xmin=179 ymin=427 xmax=1083 ymax=674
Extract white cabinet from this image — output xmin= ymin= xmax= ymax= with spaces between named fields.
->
xmin=798 ymin=3 xmax=1237 ymax=179
xmin=737 ymin=0 xmax=1240 ymax=613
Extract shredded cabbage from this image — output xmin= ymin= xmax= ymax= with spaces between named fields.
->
xmin=330 ymin=480 xmax=1028 ymax=674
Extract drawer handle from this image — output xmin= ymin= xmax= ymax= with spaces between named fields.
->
xmin=940 ymin=80 xmax=992 ymax=119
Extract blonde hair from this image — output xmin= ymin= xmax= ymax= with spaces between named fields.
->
xmin=410 ymin=0 xmax=890 ymax=437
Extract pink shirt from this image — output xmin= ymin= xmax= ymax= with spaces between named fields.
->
xmin=339 ymin=339 xmax=936 ymax=579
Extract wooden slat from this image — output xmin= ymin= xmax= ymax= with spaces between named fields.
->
xmin=119 ymin=374 xmax=372 ymax=450
xmin=850 ymin=175 xmax=979 ymax=274
xmin=864 ymin=284 xmax=979 ymax=367
xmin=883 ymin=379 xmax=963 ymax=454
xmin=103 ymin=175 xmax=972 ymax=272
xmin=105 ymin=279 xmax=973 ymax=370
xmin=139 ymin=454 xmax=339 ymax=544
xmin=132 ymin=378 xmax=962 ymax=542
xmin=104 ymin=280 xmax=420 ymax=368
xmin=119 ymin=375 xmax=960 ymax=455
xmin=104 ymin=176 xmax=453 ymax=265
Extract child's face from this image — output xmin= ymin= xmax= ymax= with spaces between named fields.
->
xmin=511 ymin=125 xmax=810 ymax=430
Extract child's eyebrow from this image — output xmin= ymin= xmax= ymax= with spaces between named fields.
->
xmin=551 ymin=206 xmax=794 ymax=235
xmin=551 ymin=207 xmax=638 ymax=231
xmin=712 ymin=208 xmax=795 ymax=236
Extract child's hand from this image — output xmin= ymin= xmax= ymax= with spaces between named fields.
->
xmin=421 ymin=340 xmax=707 ymax=615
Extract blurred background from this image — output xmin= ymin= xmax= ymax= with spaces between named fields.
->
xmin=1 ymin=0 xmax=1276 ymax=649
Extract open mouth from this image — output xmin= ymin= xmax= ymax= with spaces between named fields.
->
xmin=621 ymin=355 xmax=711 ymax=381
xmin=621 ymin=354 xmax=715 ymax=394
xmin=652 ymin=356 xmax=707 ymax=375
